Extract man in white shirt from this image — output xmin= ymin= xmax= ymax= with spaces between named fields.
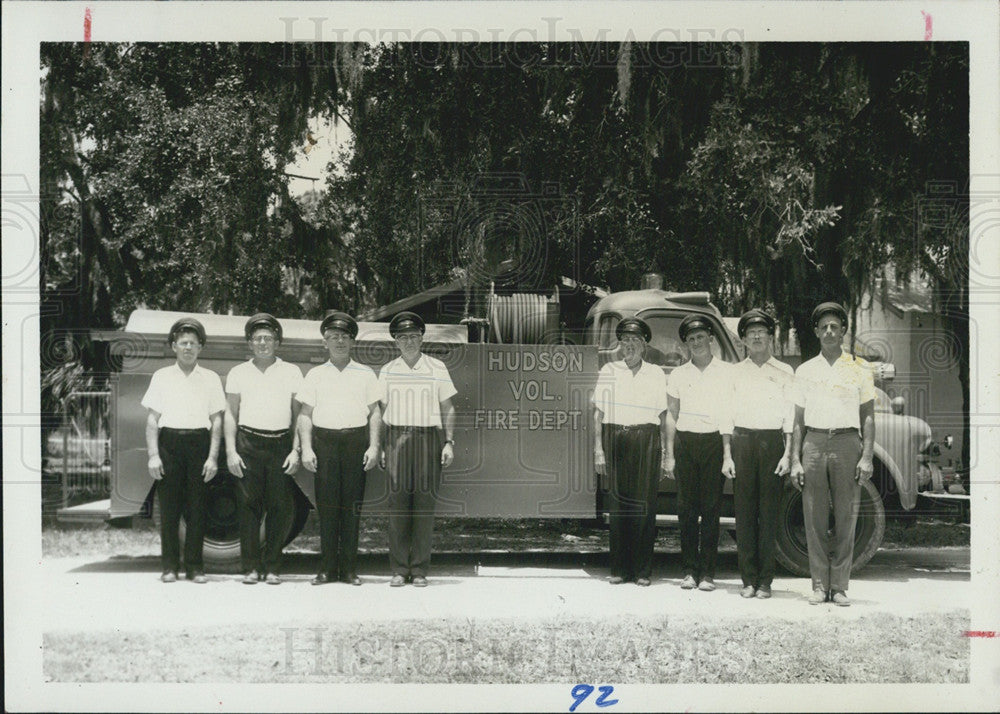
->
xmin=298 ymin=311 xmax=381 ymax=586
xmin=141 ymin=317 xmax=226 ymax=584
xmin=223 ymin=313 xmax=303 ymax=585
xmin=790 ymin=302 xmax=876 ymax=607
xmin=378 ymin=311 xmax=457 ymax=587
xmin=664 ymin=313 xmax=735 ymax=591
xmin=593 ymin=317 xmax=668 ymax=587
xmin=729 ymin=309 xmax=794 ymax=600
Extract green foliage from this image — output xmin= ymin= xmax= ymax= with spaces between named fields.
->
xmin=40 ymin=42 xmax=347 ymax=422
xmin=42 ymin=43 xmax=324 ymax=322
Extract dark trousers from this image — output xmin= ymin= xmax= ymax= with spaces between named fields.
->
xmin=313 ymin=426 xmax=368 ymax=578
xmin=386 ymin=426 xmax=441 ymax=578
xmin=802 ymin=430 xmax=862 ymax=592
xmin=157 ymin=428 xmax=210 ymax=574
xmin=732 ymin=428 xmax=785 ymax=588
xmin=675 ymin=430 xmax=724 ymax=580
xmin=603 ymin=424 xmax=661 ymax=580
xmin=235 ymin=428 xmax=293 ymax=575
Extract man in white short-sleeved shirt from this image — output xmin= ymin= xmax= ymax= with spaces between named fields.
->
xmin=223 ymin=313 xmax=303 ymax=585
xmin=141 ymin=317 xmax=226 ymax=584
xmin=592 ymin=317 xmax=668 ymax=587
xmin=377 ymin=311 xmax=457 ymax=587
xmin=729 ymin=309 xmax=795 ymax=600
xmin=297 ymin=311 xmax=381 ymax=586
xmin=790 ymin=302 xmax=876 ymax=607
xmin=664 ymin=313 xmax=735 ymax=592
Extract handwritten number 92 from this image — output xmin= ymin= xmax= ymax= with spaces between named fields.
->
xmin=569 ymin=684 xmax=619 ymax=712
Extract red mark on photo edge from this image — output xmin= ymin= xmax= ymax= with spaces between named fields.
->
xmin=83 ymin=7 xmax=92 ymax=61
xmin=962 ymin=631 xmax=997 ymax=638
xmin=921 ymin=10 xmax=933 ymax=41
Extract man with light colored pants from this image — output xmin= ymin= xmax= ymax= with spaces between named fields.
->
xmin=790 ymin=302 xmax=876 ymax=607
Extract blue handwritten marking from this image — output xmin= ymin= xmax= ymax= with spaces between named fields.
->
xmin=569 ymin=684 xmax=618 ymax=711
xmin=569 ymin=684 xmax=594 ymax=712
xmin=595 ymin=686 xmax=619 ymax=707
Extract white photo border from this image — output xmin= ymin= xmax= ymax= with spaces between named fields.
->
xmin=4 ymin=1 xmax=999 ymax=711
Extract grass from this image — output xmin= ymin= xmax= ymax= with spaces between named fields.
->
xmin=42 ymin=518 xmax=160 ymax=558
xmin=42 ymin=513 xmax=968 ymax=560
xmin=882 ymin=519 xmax=970 ymax=548
xmin=40 ymin=514 xmax=683 ymax=558
xmin=43 ymin=611 xmax=970 ymax=683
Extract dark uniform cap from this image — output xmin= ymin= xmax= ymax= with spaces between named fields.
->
xmin=615 ymin=317 xmax=652 ymax=343
xmin=244 ymin=312 xmax=282 ymax=342
xmin=320 ymin=310 xmax=359 ymax=339
xmin=389 ymin=311 xmax=426 ymax=337
xmin=811 ymin=301 xmax=849 ymax=328
xmin=737 ymin=308 xmax=776 ymax=338
xmin=678 ymin=313 xmax=714 ymax=342
xmin=168 ymin=317 xmax=207 ymax=346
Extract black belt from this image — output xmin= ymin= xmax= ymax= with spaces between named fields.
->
xmin=387 ymin=425 xmax=438 ymax=434
xmin=238 ymin=425 xmax=290 ymax=438
xmin=160 ymin=427 xmax=208 ymax=436
xmin=806 ymin=426 xmax=858 ymax=436
xmin=607 ymin=423 xmax=658 ymax=431
xmin=733 ymin=426 xmax=783 ymax=435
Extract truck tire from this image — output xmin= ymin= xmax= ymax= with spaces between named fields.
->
xmin=774 ymin=478 xmax=886 ymax=577
xmin=152 ymin=475 xmax=312 ymax=573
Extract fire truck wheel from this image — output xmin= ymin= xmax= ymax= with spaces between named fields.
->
xmin=285 ymin=486 xmax=312 ymax=547
xmin=774 ymin=477 xmax=886 ymax=578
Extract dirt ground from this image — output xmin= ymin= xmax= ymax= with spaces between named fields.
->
xmin=36 ymin=524 xmax=974 ymax=686
xmin=32 ymin=517 xmax=979 ymax=701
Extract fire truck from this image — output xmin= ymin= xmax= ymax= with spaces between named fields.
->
xmin=88 ymin=282 xmax=962 ymax=575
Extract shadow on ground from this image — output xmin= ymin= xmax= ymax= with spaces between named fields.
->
xmin=69 ymin=547 xmax=969 ymax=583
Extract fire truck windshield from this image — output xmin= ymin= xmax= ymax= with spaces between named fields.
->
xmin=597 ymin=313 xmax=733 ymax=370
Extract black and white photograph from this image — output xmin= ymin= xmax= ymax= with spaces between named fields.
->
xmin=3 ymin=1 xmax=999 ymax=711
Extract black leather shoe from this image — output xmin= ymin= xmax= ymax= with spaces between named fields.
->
xmin=311 ymin=573 xmax=332 ymax=586
xmin=343 ymin=575 xmax=362 ymax=586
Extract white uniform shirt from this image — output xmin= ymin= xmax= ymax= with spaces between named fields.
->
xmin=794 ymin=352 xmax=877 ymax=430
xmin=225 ymin=358 xmax=303 ymax=430
xmin=298 ymin=360 xmax=379 ymax=430
xmin=731 ymin=356 xmax=795 ymax=433
xmin=592 ymin=360 xmax=668 ymax=426
xmin=665 ymin=357 xmax=735 ymax=434
xmin=141 ymin=363 xmax=226 ymax=429
xmin=377 ymin=354 xmax=457 ymax=428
